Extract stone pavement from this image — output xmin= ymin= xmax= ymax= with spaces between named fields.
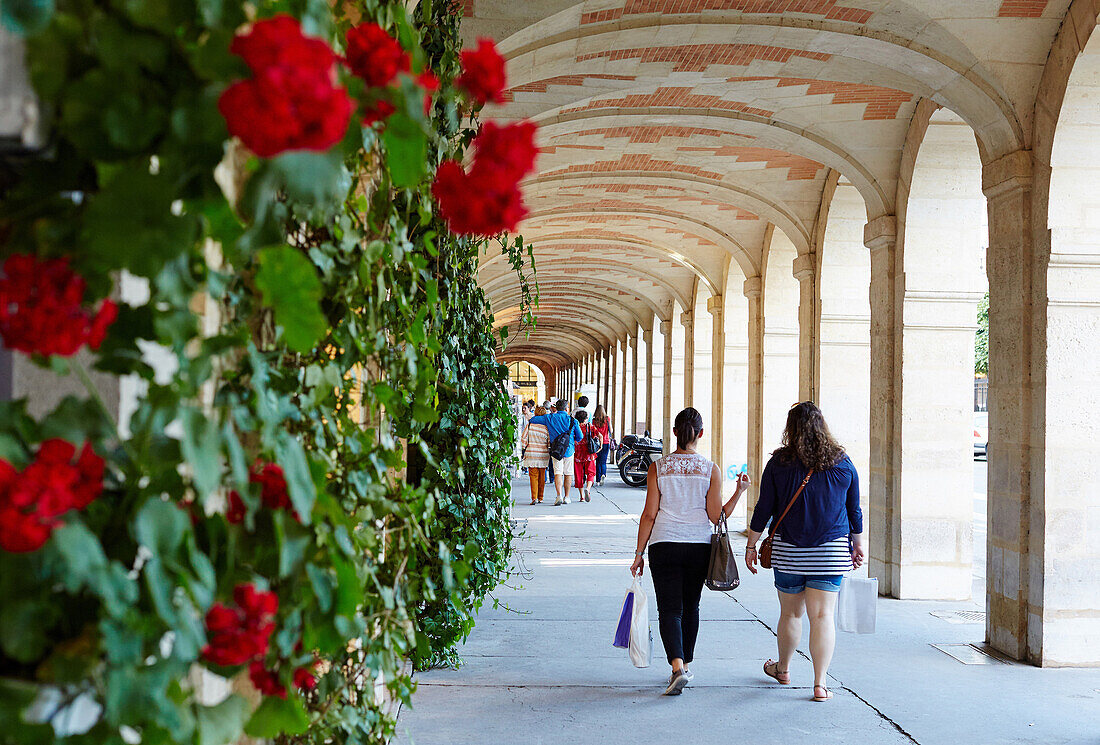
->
xmin=395 ymin=476 xmax=1100 ymax=745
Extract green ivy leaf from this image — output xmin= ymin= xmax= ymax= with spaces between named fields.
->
xmin=0 ymin=0 xmax=53 ymax=34
xmin=382 ymin=113 xmax=427 ymax=188
xmin=254 ymin=246 xmax=327 ymax=354
xmin=133 ymin=498 xmax=189 ymax=557
xmin=0 ymin=598 xmax=60 ymax=663
xmin=270 ymin=151 xmax=351 ymax=210
xmin=180 ymin=407 xmax=222 ymax=499
xmin=244 ymin=696 xmax=309 ymax=738
xmin=274 ymin=432 xmax=316 ymax=523
xmin=52 ymin=522 xmax=138 ymax=617
xmin=196 ymin=694 xmax=250 ymax=745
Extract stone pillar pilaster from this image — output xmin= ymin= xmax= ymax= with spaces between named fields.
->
xmin=642 ymin=328 xmax=654 ymax=434
xmin=620 ymin=337 xmax=629 ymax=438
xmin=603 ymin=345 xmax=612 ymax=411
xmin=744 ymin=277 xmax=764 ymax=511
xmin=661 ymin=320 xmax=674 ymax=453
xmin=865 ymin=215 xmax=900 ymax=597
xmin=793 ymin=253 xmax=818 ymax=402
xmin=629 ymin=334 xmax=639 ymax=434
xmin=982 ymin=151 xmax=1039 ymax=662
xmin=681 ymin=309 xmax=695 ymax=406
xmin=706 ymin=295 xmax=725 ymax=467
xmin=609 ymin=344 xmax=617 ymax=434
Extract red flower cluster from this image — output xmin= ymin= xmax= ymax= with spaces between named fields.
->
xmin=219 ymin=15 xmax=352 ymax=157
xmin=0 ymin=254 xmax=117 ymax=358
xmin=202 ymin=583 xmax=278 ymax=667
xmin=0 ymin=440 xmax=104 ymax=553
xmin=457 ymin=39 xmax=507 ymax=106
xmin=248 ymin=659 xmax=317 ymax=699
xmin=432 ymin=120 xmax=538 ymax=236
xmin=227 ymin=461 xmax=295 ymax=524
xmin=345 ymin=22 xmax=409 ymax=88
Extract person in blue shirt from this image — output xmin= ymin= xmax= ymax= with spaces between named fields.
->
xmin=528 ymin=398 xmax=584 ymax=506
xmin=744 ymin=401 xmax=864 ymax=703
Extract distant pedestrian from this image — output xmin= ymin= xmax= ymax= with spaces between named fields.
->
xmin=521 ymin=406 xmax=550 ymax=505
xmin=573 ymin=410 xmax=597 ymax=502
xmin=591 ymin=405 xmax=613 ymax=486
xmin=631 ymin=407 xmax=750 ymax=695
xmin=528 ymin=399 xmax=584 ymax=505
xmin=745 ymin=402 xmax=864 ymax=703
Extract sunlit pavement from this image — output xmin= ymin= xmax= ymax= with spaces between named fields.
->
xmin=395 ymin=472 xmax=1100 ymax=745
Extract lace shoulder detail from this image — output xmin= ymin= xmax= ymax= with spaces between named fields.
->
xmin=657 ymin=453 xmax=712 ymax=477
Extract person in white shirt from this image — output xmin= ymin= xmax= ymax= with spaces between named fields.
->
xmin=630 ymin=407 xmax=751 ymax=695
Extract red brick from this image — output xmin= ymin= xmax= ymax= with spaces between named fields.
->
xmin=580 ymin=0 xmax=872 ymax=25
xmin=575 ymin=43 xmax=830 ymax=72
xmin=561 ymin=86 xmax=774 ymax=118
xmin=555 ymin=125 xmax=755 ymax=143
xmin=997 ymin=0 xmax=1048 ymax=17
xmin=501 ymin=75 xmax=637 ymax=102
xmin=676 ymin=145 xmax=823 ymax=179
xmin=728 ymin=76 xmax=912 ymax=119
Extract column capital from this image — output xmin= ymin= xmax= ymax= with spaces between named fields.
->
xmin=706 ymin=293 xmax=723 ymax=316
xmin=659 ymin=319 xmax=673 ymax=335
xmin=792 ymin=253 xmax=815 ymax=282
xmin=863 ymin=215 xmax=897 ymax=251
xmin=628 ymin=334 xmax=638 ymax=349
xmin=743 ymin=275 xmax=762 ymax=299
xmin=982 ymin=149 xmax=1033 ymax=200
xmin=680 ymin=309 xmax=694 ymax=328
xmin=641 ymin=328 xmax=653 ymax=344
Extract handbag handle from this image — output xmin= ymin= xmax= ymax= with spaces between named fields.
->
xmin=765 ymin=470 xmax=813 ymax=542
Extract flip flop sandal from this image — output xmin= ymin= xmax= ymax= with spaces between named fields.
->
xmin=812 ymin=685 xmax=833 ymax=702
xmin=763 ymin=660 xmax=790 ymax=685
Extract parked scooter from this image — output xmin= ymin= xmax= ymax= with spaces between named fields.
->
xmin=617 ymin=431 xmax=663 ymax=487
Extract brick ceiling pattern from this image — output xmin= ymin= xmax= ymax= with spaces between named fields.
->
xmin=461 ymin=0 xmax=1070 ymax=365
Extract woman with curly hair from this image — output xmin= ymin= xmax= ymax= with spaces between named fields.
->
xmin=745 ymin=401 xmax=864 ymax=703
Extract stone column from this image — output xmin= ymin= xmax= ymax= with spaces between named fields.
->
xmin=620 ymin=337 xmax=629 ymax=438
xmin=609 ymin=343 xmax=617 ymax=433
xmin=793 ymin=253 xmax=818 ymax=401
xmin=661 ymin=320 xmax=674 ymax=453
xmin=603 ymin=345 xmax=612 ymax=411
xmin=642 ymin=328 xmax=654 ymax=434
xmin=707 ymin=295 xmax=725 ymax=467
xmin=865 ymin=216 xmax=901 ymax=597
xmin=744 ymin=277 xmax=764 ymax=511
xmin=629 ymin=334 xmax=639 ymax=434
xmin=982 ymin=151 xmax=1040 ymax=662
xmin=681 ymin=309 xmax=695 ymax=405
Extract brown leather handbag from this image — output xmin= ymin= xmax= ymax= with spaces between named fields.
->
xmin=758 ymin=470 xmax=813 ymax=569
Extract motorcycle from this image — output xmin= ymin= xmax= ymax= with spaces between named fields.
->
xmin=617 ymin=432 xmax=663 ymax=488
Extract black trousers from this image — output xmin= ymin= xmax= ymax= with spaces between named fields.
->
xmin=648 ymin=542 xmax=710 ymax=665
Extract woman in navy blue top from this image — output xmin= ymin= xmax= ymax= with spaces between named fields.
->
xmin=745 ymin=402 xmax=864 ymax=703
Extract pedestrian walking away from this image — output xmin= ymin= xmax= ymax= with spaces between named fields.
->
xmin=573 ymin=409 xmax=598 ymax=502
xmin=745 ymin=401 xmax=865 ymax=703
xmin=521 ymin=406 xmax=550 ymax=505
xmin=527 ymin=399 xmax=584 ymax=505
xmin=591 ymin=405 xmax=613 ymax=486
xmin=630 ymin=407 xmax=751 ymax=695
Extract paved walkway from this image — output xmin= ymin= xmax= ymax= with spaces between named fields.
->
xmin=396 ymin=476 xmax=1100 ymax=745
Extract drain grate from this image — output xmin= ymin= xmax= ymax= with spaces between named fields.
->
xmin=930 ymin=610 xmax=986 ymax=624
xmin=931 ymin=643 xmax=1006 ymax=665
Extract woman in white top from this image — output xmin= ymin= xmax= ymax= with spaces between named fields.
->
xmin=630 ymin=408 xmax=751 ymax=696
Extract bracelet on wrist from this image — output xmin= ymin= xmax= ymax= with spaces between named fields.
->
xmin=635 ymin=549 xmax=645 ymax=556
xmin=746 ymin=546 xmax=757 ymax=551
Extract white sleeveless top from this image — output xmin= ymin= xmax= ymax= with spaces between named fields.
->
xmin=648 ymin=452 xmax=715 ymax=545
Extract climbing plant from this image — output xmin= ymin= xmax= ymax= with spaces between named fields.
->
xmin=975 ymin=291 xmax=989 ymax=376
xmin=0 ymin=1 xmax=533 ymax=745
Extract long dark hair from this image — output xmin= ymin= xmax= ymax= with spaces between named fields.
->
xmin=592 ymin=405 xmax=608 ymax=427
xmin=673 ymin=407 xmax=703 ymax=450
xmin=773 ymin=401 xmax=844 ymax=471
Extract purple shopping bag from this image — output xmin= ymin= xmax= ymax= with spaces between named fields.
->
xmin=613 ymin=585 xmax=635 ymax=648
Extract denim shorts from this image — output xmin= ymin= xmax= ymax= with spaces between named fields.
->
xmin=774 ymin=570 xmax=843 ymax=594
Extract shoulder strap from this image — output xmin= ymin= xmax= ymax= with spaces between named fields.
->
xmin=767 ymin=470 xmax=813 ymax=539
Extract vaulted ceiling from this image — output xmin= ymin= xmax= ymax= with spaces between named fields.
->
xmin=467 ymin=0 xmax=1072 ymax=370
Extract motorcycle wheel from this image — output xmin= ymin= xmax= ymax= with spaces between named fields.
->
xmin=619 ymin=454 xmax=649 ymax=488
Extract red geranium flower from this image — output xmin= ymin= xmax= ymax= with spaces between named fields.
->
xmin=0 ymin=441 xmax=105 ymax=553
xmin=293 ymin=665 xmax=318 ymax=691
xmin=432 ymin=120 xmax=538 ymax=236
xmin=0 ymin=254 xmax=117 ymax=358
xmin=417 ymin=69 xmax=440 ymax=115
xmin=363 ymin=99 xmax=397 ymax=126
xmin=219 ymin=16 xmax=352 ymax=157
xmin=202 ymin=583 xmax=278 ymax=668
xmin=249 ymin=661 xmax=288 ymax=699
xmin=457 ymin=38 xmax=507 ymax=106
xmin=345 ymin=22 xmax=409 ymax=88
